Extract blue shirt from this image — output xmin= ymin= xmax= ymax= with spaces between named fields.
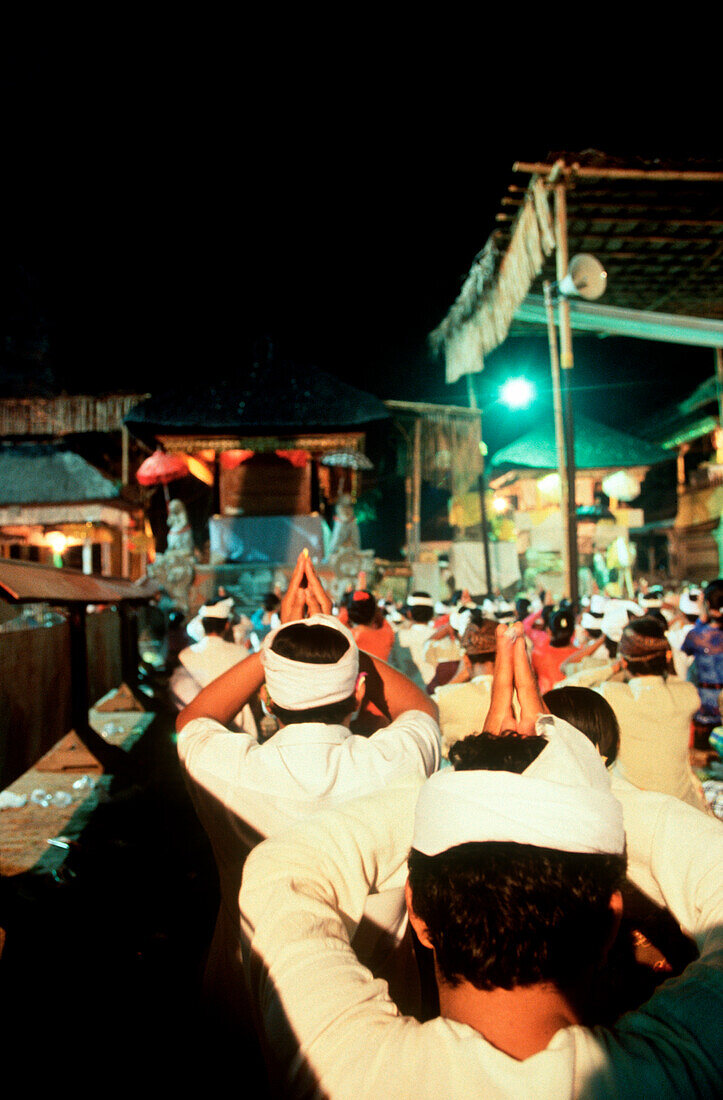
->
xmin=681 ymin=617 xmax=723 ymax=725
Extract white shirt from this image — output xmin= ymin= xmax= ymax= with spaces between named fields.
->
xmin=391 ymin=622 xmax=436 ymax=685
xmin=596 ymin=675 xmax=708 ymax=812
xmin=239 ymin=770 xmax=723 ymax=1099
xmin=432 ymin=675 xmax=494 ymax=757
xmin=667 ymin=622 xmax=695 ymax=681
xmin=178 ymin=710 xmax=442 ymax=1023
xmin=169 ymin=633 xmax=251 ymax=729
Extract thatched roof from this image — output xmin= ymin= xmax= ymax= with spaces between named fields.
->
xmin=124 ymin=359 xmax=390 ymax=448
xmin=636 ymin=373 xmax=720 ymax=450
xmin=0 ymin=443 xmax=120 ymax=505
xmin=431 ymin=152 xmax=723 ymax=382
xmin=488 ymin=414 xmax=668 ymax=474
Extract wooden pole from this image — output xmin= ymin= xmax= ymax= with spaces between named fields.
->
xmin=513 ymin=163 xmax=723 ymax=184
xmin=466 ymin=375 xmax=493 ymax=596
xmin=554 ymin=182 xmax=580 ymax=609
xmin=412 ymin=416 xmax=422 ymax=564
xmin=543 ymin=279 xmax=571 ymax=600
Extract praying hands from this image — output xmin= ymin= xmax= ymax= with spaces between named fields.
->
xmin=483 ymin=622 xmax=549 ymax=738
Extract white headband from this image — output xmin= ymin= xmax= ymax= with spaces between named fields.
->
xmin=679 ymin=590 xmax=702 ymax=615
xmin=407 ymin=595 xmax=434 ymax=608
xmin=200 ymin=597 xmax=234 ymax=619
xmin=412 ymin=715 xmax=625 ymax=857
xmin=261 ymin=614 xmax=359 ymax=710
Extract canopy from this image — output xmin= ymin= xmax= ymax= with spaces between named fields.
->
xmin=124 ymin=358 xmax=390 ymax=451
xmin=431 ymin=152 xmax=723 ymax=382
xmin=489 ymin=414 xmax=667 ymax=474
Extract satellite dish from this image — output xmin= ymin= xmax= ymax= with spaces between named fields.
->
xmin=558 ymin=253 xmax=607 ymax=300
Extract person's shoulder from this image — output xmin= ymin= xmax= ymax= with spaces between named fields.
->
xmin=178 ymin=715 xmax=256 ymax=752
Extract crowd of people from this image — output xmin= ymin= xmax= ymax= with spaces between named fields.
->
xmin=163 ymin=553 xmax=721 ymax=1097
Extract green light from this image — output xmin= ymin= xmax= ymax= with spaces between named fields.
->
xmin=500 ymin=377 xmax=535 ymax=409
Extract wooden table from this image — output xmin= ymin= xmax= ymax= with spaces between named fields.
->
xmin=0 ymin=694 xmax=155 ymax=877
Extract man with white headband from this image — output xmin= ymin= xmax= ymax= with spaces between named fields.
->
xmin=176 ymin=550 xmax=441 ymax=1037
xmin=238 ymin=624 xmax=723 ymax=1097
xmin=389 ymin=590 xmax=438 ymax=687
xmin=168 ymin=598 xmax=254 ymax=729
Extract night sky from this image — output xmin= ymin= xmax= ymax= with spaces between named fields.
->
xmin=1 ymin=37 xmax=716 ymax=458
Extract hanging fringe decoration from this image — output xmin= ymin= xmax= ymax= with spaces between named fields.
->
xmin=430 ymin=176 xmax=555 ymax=383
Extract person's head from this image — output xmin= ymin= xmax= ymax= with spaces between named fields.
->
xmin=346 ymin=590 xmax=377 ymax=627
xmin=201 ymin=615 xmax=228 ymax=637
xmin=515 ymin=596 xmax=531 ymax=620
xmin=459 ymin=611 xmax=498 ymax=668
xmin=600 ymin=599 xmax=642 ymax=658
xmin=406 ymin=592 xmax=434 ymax=624
xmin=260 ymin=615 xmax=362 ymax=725
xmin=543 ymin=685 xmax=620 ymax=765
xmin=679 ymin=587 xmax=702 ymax=623
xmin=549 ymin=608 xmax=575 ymax=647
xmin=407 ymin=728 xmax=626 ymax=996
xmin=262 ymin=592 xmax=281 ymax=614
xmin=704 ymin=578 xmax=723 ymax=623
xmin=198 ymin=598 xmax=233 ymax=637
xmin=618 ymin=615 xmax=671 ymax=677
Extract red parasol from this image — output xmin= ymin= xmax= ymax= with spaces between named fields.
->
xmin=136 ymin=450 xmax=189 ymax=500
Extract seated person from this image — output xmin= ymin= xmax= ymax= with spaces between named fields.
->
xmin=176 ymin=551 xmax=442 ymax=1030
xmin=682 ymin=577 xmax=723 ymax=749
xmin=431 ymin=612 xmax=500 ymax=757
xmin=169 ymin=599 xmax=255 ymax=731
xmin=389 ymin=592 xmax=437 ymax=688
xmin=342 ymin=590 xmax=395 ymax=661
xmin=531 ymin=607 xmax=604 ymax=695
xmin=249 ymin=591 xmax=281 ymax=649
xmin=238 ymin=623 xmax=723 ymax=1097
xmin=594 ymin=616 xmax=710 ymax=813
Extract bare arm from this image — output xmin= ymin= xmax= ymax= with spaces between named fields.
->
xmin=358 ymin=650 xmax=439 ymax=722
xmin=175 ymin=651 xmax=266 ymax=732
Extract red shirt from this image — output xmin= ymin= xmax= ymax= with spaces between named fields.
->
xmin=351 ymin=618 xmax=395 ymax=662
xmin=531 ymin=641 xmax=577 ymax=695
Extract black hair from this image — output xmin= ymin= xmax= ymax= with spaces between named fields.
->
xmin=347 ymin=592 xmax=377 ymax=626
xmin=408 ymin=842 xmax=625 ymax=992
xmin=201 ymin=616 xmax=228 ymax=636
xmin=515 ymin=597 xmax=531 ymax=619
xmin=704 ymin=578 xmax=723 ymax=617
xmin=543 ymin=685 xmax=620 ymax=764
xmin=263 ymin=592 xmax=281 ymax=613
xmin=549 ymin=608 xmax=575 ymax=647
xmin=270 ymin=622 xmax=350 ymax=664
xmin=449 ymin=730 xmax=547 ymax=772
xmin=408 ymin=592 xmax=434 ymax=624
xmin=269 ymin=693 xmax=358 ymax=726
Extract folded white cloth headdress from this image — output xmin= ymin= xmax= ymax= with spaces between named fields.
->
xmin=679 ymin=589 xmax=702 ymax=615
xmin=600 ymin=599 xmax=643 ymax=643
xmin=412 ymin=714 xmax=625 ymax=856
xmin=407 ymin=595 xmax=434 ymax=608
xmin=199 ymin=597 xmax=234 ymax=620
xmin=261 ymin=614 xmax=359 ymax=710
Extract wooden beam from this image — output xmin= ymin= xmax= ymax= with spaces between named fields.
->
xmin=514 ymin=162 xmax=723 ymax=183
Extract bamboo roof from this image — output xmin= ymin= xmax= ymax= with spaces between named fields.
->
xmin=0 ymin=443 xmax=120 ymax=505
xmin=488 ymin=413 xmax=668 ymax=474
xmin=637 ymin=373 xmax=721 ymax=450
xmin=123 ymin=358 xmax=390 ymax=450
xmin=431 ymin=151 xmax=723 ymax=382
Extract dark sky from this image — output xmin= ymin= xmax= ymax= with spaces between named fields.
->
xmin=1 ymin=36 xmax=716 ymax=457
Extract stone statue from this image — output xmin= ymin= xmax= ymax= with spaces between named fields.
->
xmin=325 ymin=493 xmax=374 ymax=602
xmin=147 ymin=498 xmax=196 ymax=613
